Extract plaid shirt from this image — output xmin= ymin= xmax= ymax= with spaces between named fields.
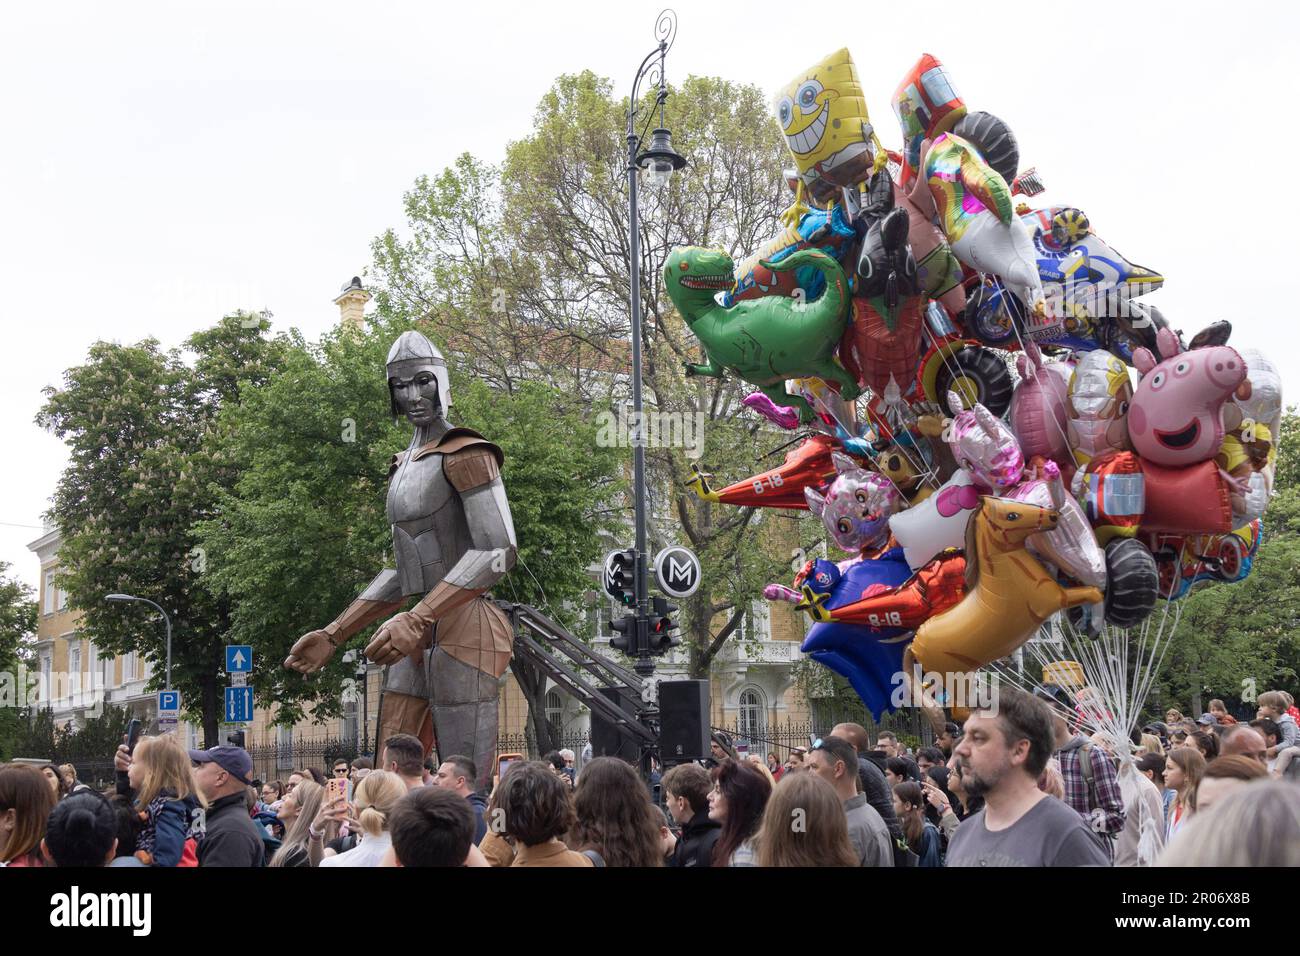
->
xmin=1057 ymin=736 xmax=1125 ymax=843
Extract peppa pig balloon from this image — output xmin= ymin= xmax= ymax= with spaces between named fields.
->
xmin=805 ymin=452 xmax=902 ymax=555
xmin=1128 ymin=327 xmax=1248 ymax=468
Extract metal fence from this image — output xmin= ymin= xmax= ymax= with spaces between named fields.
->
xmin=244 ymin=711 xmax=935 ymax=784
xmin=716 ymin=712 xmax=935 ymax=762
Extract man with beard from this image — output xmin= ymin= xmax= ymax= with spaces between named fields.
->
xmin=946 ymin=686 xmax=1110 ymax=867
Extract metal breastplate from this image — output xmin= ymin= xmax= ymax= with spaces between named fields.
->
xmin=387 ymin=451 xmax=474 ymax=596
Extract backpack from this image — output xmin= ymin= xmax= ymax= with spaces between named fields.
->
xmin=581 ymin=849 xmax=606 ymax=867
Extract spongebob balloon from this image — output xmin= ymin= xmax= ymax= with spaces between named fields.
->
xmin=775 ymin=48 xmax=883 ymax=201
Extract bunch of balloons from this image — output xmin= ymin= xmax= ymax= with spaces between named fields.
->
xmin=673 ymin=49 xmax=1283 ymax=718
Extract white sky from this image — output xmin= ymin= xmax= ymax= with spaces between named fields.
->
xmin=3 ymin=0 xmax=1297 ymax=591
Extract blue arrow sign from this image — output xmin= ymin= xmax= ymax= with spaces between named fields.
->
xmin=158 ymin=690 xmax=180 ymax=713
xmin=224 ymin=686 xmax=254 ymax=723
xmin=225 ymin=645 xmax=253 ymax=673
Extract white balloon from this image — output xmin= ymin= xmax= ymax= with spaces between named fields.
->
xmin=889 ymin=469 xmax=980 ymax=570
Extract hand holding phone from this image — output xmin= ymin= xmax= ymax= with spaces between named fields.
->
xmin=325 ymin=776 xmax=351 ymax=806
xmin=125 ymin=718 xmax=142 ymax=755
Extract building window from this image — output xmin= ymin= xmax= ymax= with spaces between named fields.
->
xmin=39 ymin=653 xmax=52 ymax=703
xmin=44 ymin=572 xmax=55 ymax=615
xmin=276 ymin=726 xmax=295 ymax=771
xmin=545 ymin=690 xmax=564 ymax=740
xmin=86 ymin=643 xmax=99 ymax=696
xmin=69 ymin=645 xmax=81 ymax=697
xmin=57 ymin=586 xmax=68 ymax=611
xmin=737 ymin=686 xmax=767 ymax=756
xmin=122 ymin=651 xmax=136 ymax=683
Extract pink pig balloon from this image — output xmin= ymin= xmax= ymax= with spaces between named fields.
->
xmin=1009 ymin=343 xmax=1072 ymax=469
xmin=1129 ymin=327 xmax=1248 ymax=467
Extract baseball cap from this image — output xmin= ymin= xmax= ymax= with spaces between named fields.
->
xmin=188 ymin=746 xmax=254 ymax=783
xmin=1196 ymin=713 xmax=1216 ymax=726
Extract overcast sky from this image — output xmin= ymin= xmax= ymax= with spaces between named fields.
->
xmin=3 ymin=0 xmax=1297 ymax=591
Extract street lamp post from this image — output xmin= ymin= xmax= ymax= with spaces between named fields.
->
xmin=105 ymin=593 xmax=173 ymax=691
xmin=625 ymin=9 xmax=686 ymax=679
xmin=356 ymin=657 xmax=369 ymax=756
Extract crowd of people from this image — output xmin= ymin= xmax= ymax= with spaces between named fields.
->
xmin=2 ymin=686 xmax=1298 ymax=868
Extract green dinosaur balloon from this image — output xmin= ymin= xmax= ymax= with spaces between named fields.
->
xmin=664 ymin=246 xmax=860 ymax=423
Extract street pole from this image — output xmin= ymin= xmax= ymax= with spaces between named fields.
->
xmin=105 ymin=593 xmax=172 ymax=690
xmin=627 ymin=119 xmax=651 ymax=677
xmin=625 ymin=9 xmax=685 ymax=679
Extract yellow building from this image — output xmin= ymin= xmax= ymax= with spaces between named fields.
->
xmin=27 ymin=524 xmax=160 ymax=730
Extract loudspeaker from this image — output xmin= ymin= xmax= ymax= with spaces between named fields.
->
xmin=659 ymin=680 xmax=709 ymax=762
xmin=590 ymin=685 xmax=642 ymax=762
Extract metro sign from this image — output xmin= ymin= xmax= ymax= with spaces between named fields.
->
xmin=654 ymin=546 xmax=701 ymax=598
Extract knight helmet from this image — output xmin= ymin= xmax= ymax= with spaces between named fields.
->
xmin=386 ymin=330 xmax=450 ymax=419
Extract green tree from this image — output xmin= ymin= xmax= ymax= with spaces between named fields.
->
xmin=0 ymin=561 xmax=36 ymax=674
xmin=1154 ymin=412 xmax=1300 ymax=714
xmin=37 ymin=314 xmax=289 ymax=745
xmin=195 ymin=319 xmax=624 ymax=740
xmin=0 ymin=562 xmax=38 ymax=759
xmin=370 ymin=72 xmax=807 ymax=680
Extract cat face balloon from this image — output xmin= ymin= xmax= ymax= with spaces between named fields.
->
xmin=805 ymin=452 xmax=901 ymax=553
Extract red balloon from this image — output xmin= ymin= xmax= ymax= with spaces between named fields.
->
xmin=829 ymin=550 xmax=966 ymax=630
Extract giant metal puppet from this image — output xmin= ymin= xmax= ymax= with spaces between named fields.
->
xmin=284 ymin=330 xmax=516 ymax=788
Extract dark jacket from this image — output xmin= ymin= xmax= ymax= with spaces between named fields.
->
xmin=468 ymin=791 xmax=489 ymax=845
xmin=199 ymin=792 xmax=266 ymax=867
xmin=115 ymin=771 xmax=201 ymax=867
xmin=146 ymin=792 xmax=203 ymax=867
xmin=668 ymin=810 xmax=721 ymax=868
xmin=857 ymin=756 xmax=909 ymax=868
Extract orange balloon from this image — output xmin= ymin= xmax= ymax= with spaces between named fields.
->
xmin=910 ymin=497 xmax=1103 ymax=676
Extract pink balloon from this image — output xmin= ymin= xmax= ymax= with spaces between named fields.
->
xmin=1010 ymin=344 xmax=1072 ymax=468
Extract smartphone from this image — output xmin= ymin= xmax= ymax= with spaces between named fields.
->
xmin=326 ymin=776 xmax=351 ymax=805
xmin=498 ymin=752 xmax=523 ymax=780
xmin=125 ymin=718 xmax=142 ymax=755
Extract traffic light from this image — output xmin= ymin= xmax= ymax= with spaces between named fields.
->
xmin=608 ymin=613 xmax=638 ymax=654
xmin=648 ymin=596 xmax=680 ymax=653
xmin=227 ymin=730 xmax=247 ymax=749
xmin=606 ymin=548 xmax=637 ymax=606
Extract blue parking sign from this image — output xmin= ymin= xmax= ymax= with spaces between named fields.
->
xmin=224 ymin=686 xmax=253 ymax=723
xmin=158 ymin=690 xmax=180 ymax=713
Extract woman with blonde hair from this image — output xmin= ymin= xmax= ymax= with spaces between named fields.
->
xmin=122 ymin=735 xmax=206 ymax=867
xmin=1164 ymin=747 xmax=1205 ymax=843
xmin=745 ymin=753 xmax=776 ymax=789
xmin=1159 ymin=780 xmax=1300 ymax=866
xmin=318 ymin=769 xmax=405 ymax=867
xmin=756 ymin=771 xmax=857 ymax=867
xmin=269 ymin=779 xmax=323 ymax=867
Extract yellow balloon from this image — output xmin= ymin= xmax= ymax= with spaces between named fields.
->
xmin=775 ymin=48 xmax=877 ymax=193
